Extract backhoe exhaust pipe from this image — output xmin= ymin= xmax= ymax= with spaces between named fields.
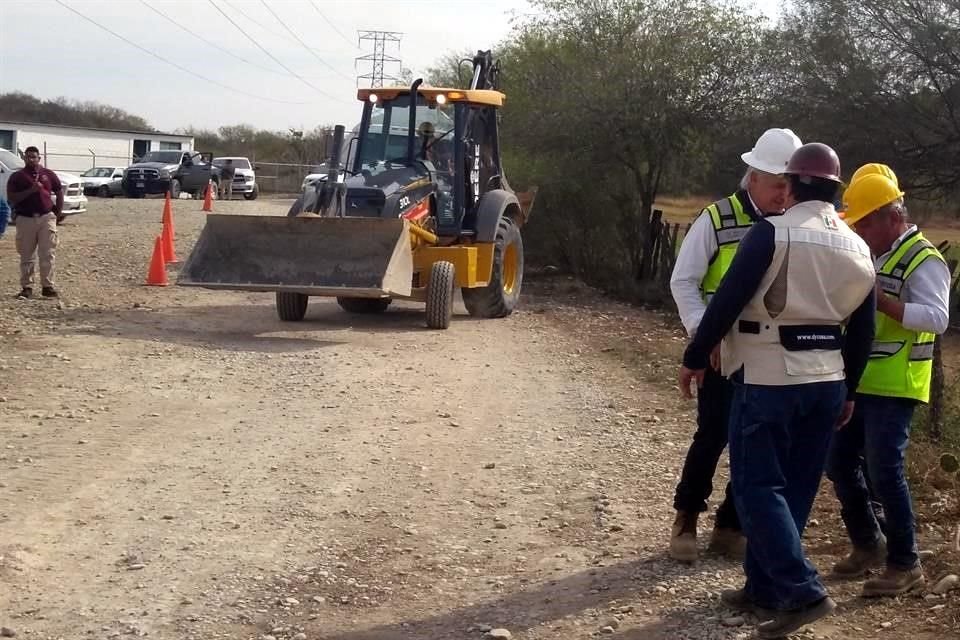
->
xmin=327 ymin=124 xmax=345 ymax=184
xmin=406 ymin=78 xmax=423 ymax=165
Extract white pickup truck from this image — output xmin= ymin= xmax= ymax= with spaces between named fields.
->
xmin=0 ymin=148 xmax=88 ymax=218
xmin=213 ymin=156 xmax=258 ymax=200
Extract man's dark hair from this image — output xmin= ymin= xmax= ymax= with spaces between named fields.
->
xmin=24 ymin=146 xmax=40 ymax=155
xmin=789 ymin=174 xmax=840 ymax=204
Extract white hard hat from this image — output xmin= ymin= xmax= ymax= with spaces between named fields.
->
xmin=741 ymin=128 xmax=803 ymax=175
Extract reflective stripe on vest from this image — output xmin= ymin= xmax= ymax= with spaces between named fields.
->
xmin=857 ymin=230 xmax=945 ymax=402
xmin=700 ymin=194 xmax=755 ymax=300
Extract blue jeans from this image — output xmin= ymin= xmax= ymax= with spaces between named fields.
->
xmin=0 ymin=198 xmax=9 ymax=236
xmin=826 ymin=394 xmax=918 ymax=569
xmin=729 ymin=379 xmax=845 ymax=610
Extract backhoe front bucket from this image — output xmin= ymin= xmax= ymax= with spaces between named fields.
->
xmin=177 ymin=214 xmax=414 ymax=298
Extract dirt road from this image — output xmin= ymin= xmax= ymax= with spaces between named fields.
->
xmin=1 ymin=197 xmax=956 ymax=640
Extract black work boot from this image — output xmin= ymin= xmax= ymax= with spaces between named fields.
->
xmin=16 ymin=287 xmax=32 ymax=299
xmin=757 ymin=597 xmax=836 ymax=639
xmin=41 ymin=287 xmax=59 ymax=298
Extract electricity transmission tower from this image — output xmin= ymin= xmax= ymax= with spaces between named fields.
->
xmin=355 ymin=30 xmax=403 ymax=87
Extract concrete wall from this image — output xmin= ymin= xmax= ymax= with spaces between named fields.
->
xmin=0 ymin=122 xmax=193 ymax=174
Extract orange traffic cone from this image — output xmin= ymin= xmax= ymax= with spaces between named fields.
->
xmin=161 ymin=190 xmax=176 ymax=262
xmin=162 ymin=190 xmax=174 ymax=228
xmin=202 ymin=181 xmax=213 ymax=212
xmin=145 ymin=235 xmax=169 ymax=286
xmin=161 ymin=217 xmax=177 ymax=263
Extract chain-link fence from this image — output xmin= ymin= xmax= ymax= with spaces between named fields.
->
xmin=252 ymin=161 xmax=321 ymax=196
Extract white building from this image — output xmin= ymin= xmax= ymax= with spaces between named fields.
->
xmin=0 ymin=121 xmax=194 ymax=173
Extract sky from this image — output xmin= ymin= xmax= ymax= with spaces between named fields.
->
xmin=0 ymin=0 xmax=782 ymax=135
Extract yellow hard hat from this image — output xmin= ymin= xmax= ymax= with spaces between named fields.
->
xmin=850 ymin=163 xmax=899 ymax=189
xmin=840 ymin=173 xmax=905 ymax=226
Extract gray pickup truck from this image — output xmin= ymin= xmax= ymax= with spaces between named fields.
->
xmin=122 ymin=150 xmax=219 ymax=198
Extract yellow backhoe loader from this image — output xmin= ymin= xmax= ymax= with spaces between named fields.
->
xmin=178 ymin=50 xmax=536 ymax=329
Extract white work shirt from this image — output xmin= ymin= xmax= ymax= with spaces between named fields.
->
xmin=877 ymin=225 xmax=952 ymax=334
xmin=670 ymin=191 xmax=764 ymax=336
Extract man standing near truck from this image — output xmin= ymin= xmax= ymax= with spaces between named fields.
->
xmin=6 ymin=146 xmax=63 ymax=299
xmin=220 ymin=158 xmax=235 ymax=201
xmin=667 ymin=128 xmax=802 ymax=562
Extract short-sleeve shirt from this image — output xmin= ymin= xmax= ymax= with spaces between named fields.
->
xmin=7 ymin=167 xmax=62 ymax=214
xmin=221 ymin=165 xmax=236 ymax=180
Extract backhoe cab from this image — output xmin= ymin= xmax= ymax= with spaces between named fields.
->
xmin=178 ymin=50 xmax=536 ymax=329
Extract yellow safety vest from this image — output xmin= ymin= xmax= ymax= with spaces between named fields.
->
xmin=700 ymin=192 xmax=757 ymax=301
xmin=858 ymin=230 xmax=945 ymax=403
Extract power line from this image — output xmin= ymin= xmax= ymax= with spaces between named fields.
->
xmin=309 ymin=0 xmax=359 ymax=50
xmin=53 ymin=0 xmax=315 ymax=106
xmin=223 ymin=0 xmax=341 ymax=56
xmin=258 ymin=0 xmax=353 ymax=82
xmin=207 ymin=0 xmax=349 ymax=104
xmin=138 ymin=0 xmax=298 ymax=79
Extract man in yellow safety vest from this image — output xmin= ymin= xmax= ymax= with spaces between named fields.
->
xmin=668 ymin=128 xmax=802 ymax=562
xmin=826 ymin=165 xmax=952 ymax=596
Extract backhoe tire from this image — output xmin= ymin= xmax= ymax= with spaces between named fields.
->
xmin=276 ymin=291 xmax=309 ymax=321
xmin=337 ymin=297 xmax=391 ymax=314
xmin=462 ymin=217 xmax=523 ymax=318
xmin=287 ymin=196 xmax=304 ymax=217
xmin=425 ymin=261 xmax=455 ymax=330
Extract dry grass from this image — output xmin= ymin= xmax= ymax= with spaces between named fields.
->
xmin=654 ymin=195 xmax=708 ymax=225
xmin=655 ymin=194 xmax=960 ymax=258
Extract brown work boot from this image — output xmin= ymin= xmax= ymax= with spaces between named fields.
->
xmin=708 ymin=527 xmax=747 ymax=561
xmin=720 ymin=588 xmax=775 ymax=620
xmin=832 ymin=541 xmax=886 ymax=578
xmin=757 ymin=596 xmax=836 ymax=639
xmin=862 ymin=565 xmax=925 ymax=597
xmin=669 ymin=511 xmax=698 ymax=563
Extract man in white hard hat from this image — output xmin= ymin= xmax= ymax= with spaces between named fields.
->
xmin=667 ymin=128 xmax=802 ymax=563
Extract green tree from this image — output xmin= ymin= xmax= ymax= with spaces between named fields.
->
xmin=499 ymin=0 xmax=766 ymax=290
xmin=771 ymin=0 xmax=960 ymax=205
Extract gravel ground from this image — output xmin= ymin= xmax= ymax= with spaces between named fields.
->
xmin=0 ymin=196 xmax=956 ymax=640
